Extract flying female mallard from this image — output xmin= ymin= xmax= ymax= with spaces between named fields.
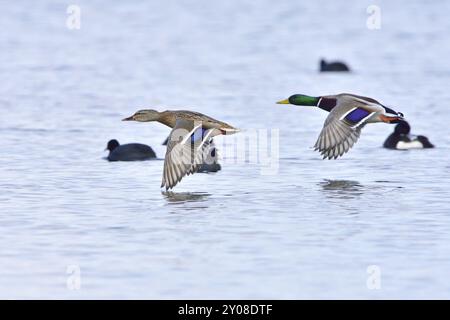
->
xmin=123 ymin=109 xmax=239 ymax=190
xmin=277 ymin=93 xmax=404 ymax=159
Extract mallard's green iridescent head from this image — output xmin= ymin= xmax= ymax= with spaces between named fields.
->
xmin=276 ymin=94 xmax=320 ymax=106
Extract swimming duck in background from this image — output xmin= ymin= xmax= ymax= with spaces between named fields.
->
xmin=277 ymin=93 xmax=404 ymax=159
xmin=320 ymin=59 xmax=350 ymax=72
xmin=105 ymin=139 xmax=156 ymax=161
xmin=123 ymin=109 xmax=239 ymax=190
xmin=383 ymin=120 xmax=434 ymax=150
xmin=162 ymin=136 xmax=222 ymax=173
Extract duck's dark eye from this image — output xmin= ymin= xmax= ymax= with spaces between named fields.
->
xmin=398 ymin=112 xmax=404 ymax=117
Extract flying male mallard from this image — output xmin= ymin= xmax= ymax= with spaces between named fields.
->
xmin=277 ymin=93 xmax=404 ymax=159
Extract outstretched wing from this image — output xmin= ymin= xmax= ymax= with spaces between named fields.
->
xmin=314 ymin=103 xmax=377 ymax=159
xmin=161 ymin=119 xmax=214 ymax=190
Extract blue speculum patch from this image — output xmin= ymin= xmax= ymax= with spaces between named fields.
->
xmin=191 ymin=127 xmax=207 ymax=143
xmin=345 ymin=108 xmax=371 ymax=123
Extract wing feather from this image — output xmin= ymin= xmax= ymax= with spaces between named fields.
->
xmin=314 ymin=102 xmax=375 ymax=159
xmin=161 ymin=119 xmax=213 ymax=190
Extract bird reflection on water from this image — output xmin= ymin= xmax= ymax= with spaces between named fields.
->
xmin=319 ymin=179 xmax=365 ymax=200
xmin=162 ymin=191 xmax=211 ymax=210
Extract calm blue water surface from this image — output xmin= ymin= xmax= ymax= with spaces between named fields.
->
xmin=0 ymin=0 xmax=449 ymax=299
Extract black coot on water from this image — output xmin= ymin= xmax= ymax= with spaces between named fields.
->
xmin=319 ymin=58 xmax=350 ymax=72
xmin=106 ymin=139 xmax=157 ymax=161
